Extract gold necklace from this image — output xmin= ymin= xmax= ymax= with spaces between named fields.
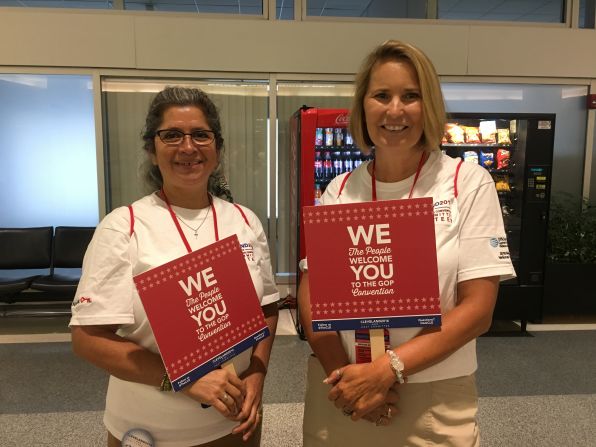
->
xmin=177 ymin=207 xmax=210 ymax=239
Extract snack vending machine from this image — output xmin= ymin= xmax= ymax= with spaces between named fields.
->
xmin=288 ymin=107 xmax=371 ymax=332
xmin=442 ymin=113 xmax=555 ymax=327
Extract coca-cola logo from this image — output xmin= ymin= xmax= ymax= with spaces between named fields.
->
xmin=335 ymin=114 xmax=350 ymax=125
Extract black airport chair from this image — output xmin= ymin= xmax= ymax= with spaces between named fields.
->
xmin=29 ymin=226 xmax=95 ymax=298
xmin=0 ymin=227 xmax=53 ymax=303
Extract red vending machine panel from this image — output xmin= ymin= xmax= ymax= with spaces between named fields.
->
xmin=289 ymin=107 xmax=372 ymax=282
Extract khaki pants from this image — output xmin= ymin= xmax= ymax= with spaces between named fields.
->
xmin=108 ymin=420 xmax=261 ymax=447
xmin=303 ymin=355 xmax=480 ymax=447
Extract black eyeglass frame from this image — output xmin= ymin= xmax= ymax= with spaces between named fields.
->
xmin=155 ymin=129 xmax=216 ymax=146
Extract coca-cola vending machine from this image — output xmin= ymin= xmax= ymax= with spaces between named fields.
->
xmin=288 ymin=107 xmax=371 ymax=333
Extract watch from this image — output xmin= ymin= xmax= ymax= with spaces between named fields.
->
xmin=385 ymin=349 xmax=405 ymax=384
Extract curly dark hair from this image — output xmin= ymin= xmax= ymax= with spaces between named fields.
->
xmin=140 ymin=86 xmax=233 ymax=202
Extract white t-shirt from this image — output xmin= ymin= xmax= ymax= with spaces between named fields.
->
xmin=70 ymin=193 xmax=279 ymax=446
xmin=305 ymin=150 xmax=515 ymax=383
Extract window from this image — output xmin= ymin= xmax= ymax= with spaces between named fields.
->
xmin=0 ymin=0 xmax=264 ymax=15
xmin=437 ymin=0 xmax=566 ymax=23
xmin=305 ymin=0 xmax=426 ymax=19
xmin=0 ymin=0 xmax=113 ymax=9
xmin=0 ymin=74 xmax=98 ymax=227
xmin=305 ymin=0 xmax=567 ymax=23
xmin=277 ymin=0 xmax=293 ymax=19
xmin=579 ymin=0 xmax=596 ymax=28
xmin=124 ymin=0 xmax=262 ymax=14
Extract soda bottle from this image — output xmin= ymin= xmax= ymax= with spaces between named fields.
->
xmin=325 ymin=128 xmax=334 ymax=147
xmin=343 ymin=150 xmax=353 ymax=172
xmin=345 ymin=130 xmax=354 ymax=147
xmin=314 ymin=150 xmax=323 ymax=180
xmin=353 ymin=149 xmax=362 ymax=168
xmin=315 ymin=128 xmax=324 ymax=147
xmin=323 ymin=151 xmax=333 ymax=180
xmin=334 ymin=128 xmax=344 ymax=147
xmin=333 ymin=151 xmax=343 ymax=176
xmin=314 ymin=183 xmax=322 ymax=206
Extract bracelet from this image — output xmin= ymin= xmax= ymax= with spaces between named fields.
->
xmin=385 ymin=350 xmax=405 ymax=384
xmin=159 ymin=372 xmax=172 ymax=392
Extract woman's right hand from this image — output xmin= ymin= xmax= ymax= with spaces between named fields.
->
xmin=181 ymin=369 xmax=246 ymax=420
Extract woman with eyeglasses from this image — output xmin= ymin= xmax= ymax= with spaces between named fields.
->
xmin=70 ymin=86 xmax=279 ymax=447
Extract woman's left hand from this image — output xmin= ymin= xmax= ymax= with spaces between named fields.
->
xmin=362 ymin=402 xmax=398 ymax=427
xmin=232 ymin=366 xmax=265 ymax=441
xmin=326 ymin=361 xmax=395 ymax=421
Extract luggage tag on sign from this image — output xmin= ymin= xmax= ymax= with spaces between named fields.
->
xmin=121 ymin=428 xmax=154 ymax=447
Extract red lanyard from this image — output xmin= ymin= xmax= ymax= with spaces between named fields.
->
xmin=355 ymin=151 xmax=427 ymax=364
xmin=371 ymin=151 xmax=427 ymax=201
xmin=160 ymin=189 xmax=219 ymax=253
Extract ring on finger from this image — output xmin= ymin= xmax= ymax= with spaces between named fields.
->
xmin=335 ymin=369 xmax=342 ymax=379
xmin=222 ymin=392 xmax=229 ymax=402
xmin=375 ymin=415 xmax=388 ymax=426
xmin=385 ymin=407 xmax=392 ymax=419
xmin=342 ymin=406 xmax=353 ymax=417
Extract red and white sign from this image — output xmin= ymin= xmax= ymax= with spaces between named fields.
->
xmin=303 ymin=198 xmax=441 ymax=331
xmin=134 ymin=235 xmax=269 ymax=391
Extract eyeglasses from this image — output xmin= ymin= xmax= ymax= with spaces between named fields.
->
xmin=155 ymin=129 xmax=216 ymax=146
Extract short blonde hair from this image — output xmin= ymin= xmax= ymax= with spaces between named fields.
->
xmin=349 ymin=40 xmax=446 ymax=154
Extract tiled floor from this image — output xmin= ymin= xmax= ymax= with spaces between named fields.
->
xmin=1 ymin=310 xmax=595 ymax=446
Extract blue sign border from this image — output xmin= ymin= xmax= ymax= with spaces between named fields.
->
xmin=312 ymin=314 xmax=441 ymax=332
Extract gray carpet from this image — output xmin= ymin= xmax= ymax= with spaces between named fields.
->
xmin=1 ymin=332 xmax=595 ymax=446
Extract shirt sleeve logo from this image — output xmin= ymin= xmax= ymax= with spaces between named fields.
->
xmin=240 ymin=242 xmax=255 ymax=262
xmin=433 ymin=198 xmax=454 ymax=224
xmin=72 ymin=296 xmax=93 ymax=308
